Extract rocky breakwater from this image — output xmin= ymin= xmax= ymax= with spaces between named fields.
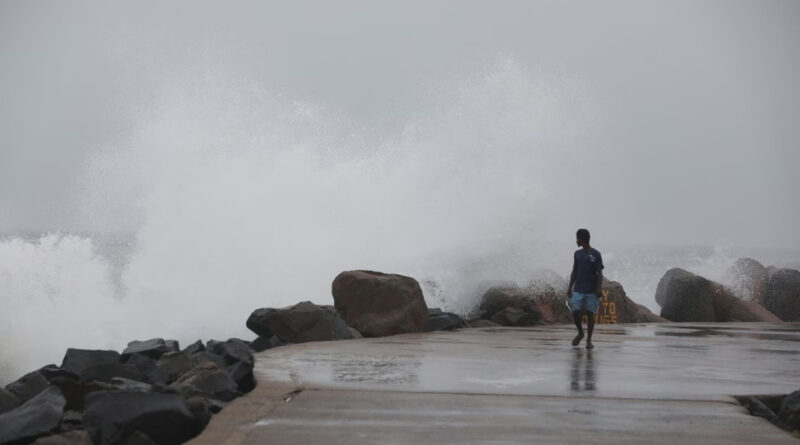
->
xmin=0 ymin=338 xmax=258 ymax=445
xmin=471 ymin=270 xmax=663 ymax=327
xmin=656 ymin=267 xmax=783 ymax=322
xmin=724 ymin=258 xmax=800 ymax=322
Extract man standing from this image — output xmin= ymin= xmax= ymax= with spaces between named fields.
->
xmin=567 ymin=228 xmax=604 ymax=349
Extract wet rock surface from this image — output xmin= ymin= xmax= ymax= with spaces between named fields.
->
xmin=764 ymin=268 xmax=800 ymax=322
xmin=656 ymin=268 xmax=781 ymax=322
xmin=426 ymin=308 xmax=468 ymax=331
xmin=0 ymin=386 xmax=66 ymax=444
xmin=332 ymin=270 xmax=429 ymax=337
xmin=247 ymin=301 xmax=356 ymax=343
xmin=0 ymin=334 xmax=257 ymax=445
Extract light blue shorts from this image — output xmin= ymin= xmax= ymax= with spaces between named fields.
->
xmin=571 ymin=292 xmax=599 ymax=313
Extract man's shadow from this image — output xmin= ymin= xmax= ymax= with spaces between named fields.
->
xmin=570 ymin=348 xmax=596 ymax=392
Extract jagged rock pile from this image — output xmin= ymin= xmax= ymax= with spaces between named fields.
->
xmin=470 ymin=270 xmax=663 ymax=327
xmin=657 ymin=258 xmax=799 ymax=322
xmin=0 ymin=338 xmax=257 ymax=445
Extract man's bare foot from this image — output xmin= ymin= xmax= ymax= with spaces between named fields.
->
xmin=572 ymin=332 xmax=584 ymax=346
xmin=586 ymin=340 xmax=594 ymax=350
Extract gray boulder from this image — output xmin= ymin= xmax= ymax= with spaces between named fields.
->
xmin=467 ymin=319 xmax=501 ymax=328
xmin=206 ymin=339 xmax=253 ymax=367
xmin=247 ymin=301 xmax=357 ymax=343
xmin=5 ymin=370 xmax=50 ymax=402
xmin=80 ymin=364 xmax=147 ymax=384
xmin=723 ymin=258 xmax=768 ymax=303
xmin=656 ymin=268 xmax=781 ymax=322
xmin=0 ymin=386 xmax=66 ymax=444
xmin=779 ymin=389 xmax=800 ymax=433
xmin=156 ymin=352 xmax=196 ymax=384
xmin=32 ymin=430 xmax=93 ymax=445
xmin=427 ymin=308 xmax=468 ymax=331
xmin=332 ymin=270 xmax=429 ymax=337
xmin=61 ymin=349 xmax=120 ymax=376
xmin=764 ymin=268 xmax=800 ymax=321
xmin=121 ymin=339 xmax=179 ymax=361
xmin=181 ymin=340 xmax=205 ymax=356
xmin=0 ymin=388 xmax=21 ymax=415
xmin=168 ymin=363 xmax=240 ymax=402
xmin=479 ymin=286 xmax=570 ymax=325
xmin=83 ymin=391 xmax=199 ymax=445
xmin=249 ymin=335 xmax=285 ymax=352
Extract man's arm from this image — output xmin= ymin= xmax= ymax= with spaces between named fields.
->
xmin=567 ymin=260 xmax=576 ymax=298
xmin=595 ymin=270 xmax=603 ymax=295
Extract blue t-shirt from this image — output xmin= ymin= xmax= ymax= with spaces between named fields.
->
xmin=573 ymin=248 xmax=604 ymax=293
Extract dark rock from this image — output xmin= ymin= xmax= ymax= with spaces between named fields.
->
xmin=764 ymin=268 xmax=800 ymax=321
xmin=32 ymin=430 xmax=93 ymax=445
xmin=156 ymin=352 xmax=196 ymax=384
xmin=490 ymin=306 xmax=541 ymax=326
xmin=83 ymin=391 xmax=199 ymax=445
xmin=247 ymin=301 xmax=357 ymax=343
xmin=600 ymin=280 xmax=666 ymax=323
xmin=226 ymin=361 xmax=256 ymax=393
xmin=0 ymin=388 xmax=21 ymax=415
xmin=657 ymin=268 xmax=781 ymax=322
xmin=107 ymin=378 xmax=153 ymax=393
xmin=184 ymin=397 xmax=212 ymax=432
xmin=426 ymin=309 xmax=468 ymax=331
xmin=467 ymin=319 xmax=501 ymax=328
xmin=779 ymin=389 xmax=800 ymax=432
xmin=121 ymin=431 xmax=158 ymax=445
xmin=181 ymin=340 xmax=205 ymax=356
xmin=38 ymin=365 xmax=79 ymax=383
xmin=0 ymin=386 xmax=66 ymax=444
xmin=168 ymin=363 xmax=240 ymax=402
xmin=206 ymin=339 xmax=253 ymax=366
xmin=191 ymin=351 xmax=226 ymax=369
xmin=5 ymin=370 xmax=50 ymax=402
xmin=250 ymin=335 xmax=287 ymax=352
xmin=60 ymin=410 xmax=83 ymax=432
xmin=80 ymin=364 xmax=147 ymax=384
xmin=332 ymin=270 xmax=429 ymax=337
xmin=124 ymin=354 xmax=168 ymax=386
xmin=61 ymin=349 xmax=120 ymax=376
xmin=723 ymin=258 xmax=768 ymax=303
xmin=48 ymin=377 xmax=109 ymax=412
xmin=479 ymin=286 xmax=570 ymax=325
xmin=249 ymin=336 xmax=274 ymax=352
xmin=122 ymin=339 xmax=179 ymax=361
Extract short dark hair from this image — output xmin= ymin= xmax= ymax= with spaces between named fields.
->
xmin=576 ymin=228 xmax=590 ymax=243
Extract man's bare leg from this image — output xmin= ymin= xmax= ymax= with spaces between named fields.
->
xmin=572 ymin=311 xmax=584 ymax=346
xmin=586 ymin=312 xmax=595 ymax=349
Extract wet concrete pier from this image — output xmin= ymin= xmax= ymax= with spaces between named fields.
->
xmin=188 ymin=323 xmax=800 ymax=444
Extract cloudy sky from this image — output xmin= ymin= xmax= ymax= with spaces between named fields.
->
xmin=1 ymin=0 xmax=799 ymax=248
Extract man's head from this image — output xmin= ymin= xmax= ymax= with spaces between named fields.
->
xmin=576 ymin=228 xmax=590 ymax=247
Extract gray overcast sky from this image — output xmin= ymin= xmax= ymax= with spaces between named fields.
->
xmin=1 ymin=0 xmax=799 ymax=248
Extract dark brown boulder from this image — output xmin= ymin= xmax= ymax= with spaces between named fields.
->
xmin=599 ymin=280 xmax=666 ymax=323
xmin=479 ymin=286 xmax=571 ymax=325
xmin=247 ymin=301 xmax=356 ymax=343
xmin=763 ymin=268 xmax=800 ymax=321
xmin=656 ymin=268 xmax=781 ymax=322
xmin=723 ymin=258 xmax=768 ymax=303
xmin=332 ymin=271 xmax=429 ymax=337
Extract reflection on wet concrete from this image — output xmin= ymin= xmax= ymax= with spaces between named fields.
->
xmin=570 ymin=349 xmax=596 ymax=392
xmin=254 ymin=322 xmax=800 ymax=401
xmin=332 ymin=355 xmax=420 ymax=385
